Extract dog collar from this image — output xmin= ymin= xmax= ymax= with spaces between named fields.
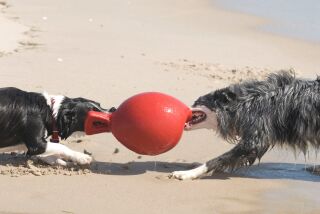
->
xmin=50 ymin=98 xmax=60 ymax=143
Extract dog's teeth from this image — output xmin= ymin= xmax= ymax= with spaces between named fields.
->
xmin=190 ymin=111 xmax=206 ymax=125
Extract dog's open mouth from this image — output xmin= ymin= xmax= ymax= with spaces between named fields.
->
xmin=185 ymin=110 xmax=207 ymax=129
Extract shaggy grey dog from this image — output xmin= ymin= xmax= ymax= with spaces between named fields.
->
xmin=171 ymin=71 xmax=320 ymax=180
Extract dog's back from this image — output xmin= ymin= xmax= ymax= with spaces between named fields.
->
xmin=0 ymin=87 xmax=52 ymax=147
xmin=216 ymin=72 xmax=320 ymax=152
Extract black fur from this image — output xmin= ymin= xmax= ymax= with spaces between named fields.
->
xmin=56 ymin=97 xmax=106 ymax=140
xmin=194 ymin=71 xmax=320 ymax=173
xmin=0 ymin=87 xmax=108 ymax=156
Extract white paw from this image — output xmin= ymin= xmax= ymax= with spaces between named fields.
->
xmin=36 ymin=155 xmax=68 ymax=166
xmin=71 ymin=152 xmax=93 ymax=165
xmin=170 ymin=164 xmax=208 ymax=180
xmin=36 ymin=155 xmax=58 ymax=166
xmin=170 ymin=170 xmax=198 ymax=180
xmin=55 ymin=158 xmax=69 ymax=166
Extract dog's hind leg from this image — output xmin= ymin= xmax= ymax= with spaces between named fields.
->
xmin=23 ymin=115 xmax=50 ymax=156
xmin=170 ymin=139 xmax=269 ymax=180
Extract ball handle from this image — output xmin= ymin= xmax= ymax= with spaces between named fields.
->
xmin=84 ymin=111 xmax=112 ymax=135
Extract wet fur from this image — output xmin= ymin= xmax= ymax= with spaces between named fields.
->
xmin=193 ymin=71 xmax=320 ymax=173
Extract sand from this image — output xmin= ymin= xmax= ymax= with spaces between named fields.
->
xmin=0 ymin=0 xmax=320 ymax=213
xmin=0 ymin=2 xmax=28 ymax=56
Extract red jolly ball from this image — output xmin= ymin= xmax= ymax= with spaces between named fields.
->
xmin=85 ymin=92 xmax=192 ymax=155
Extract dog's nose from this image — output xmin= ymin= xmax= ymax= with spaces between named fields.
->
xmin=108 ymin=107 xmax=117 ymax=113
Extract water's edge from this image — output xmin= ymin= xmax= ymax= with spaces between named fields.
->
xmin=214 ymin=0 xmax=320 ymax=44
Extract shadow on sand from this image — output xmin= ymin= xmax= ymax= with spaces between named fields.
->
xmin=0 ymin=152 xmax=318 ymax=181
xmin=91 ymin=161 xmax=320 ymax=182
xmin=90 ymin=161 xmax=200 ymax=176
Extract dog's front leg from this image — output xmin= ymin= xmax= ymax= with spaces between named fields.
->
xmin=36 ymin=154 xmax=69 ymax=166
xmin=36 ymin=142 xmax=92 ymax=166
xmin=170 ymin=163 xmax=209 ymax=180
xmin=24 ymin=116 xmax=92 ymax=166
xmin=170 ymin=140 xmax=269 ymax=180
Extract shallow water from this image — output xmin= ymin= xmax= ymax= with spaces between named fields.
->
xmin=237 ymin=162 xmax=320 ymax=182
xmin=214 ymin=0 xmax=320 ymax=43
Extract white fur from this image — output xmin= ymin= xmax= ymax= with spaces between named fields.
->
xmin=185 ymin=106 xmax=218 ymax=130
xmin=37 ymin=142 xmax=92 ymax=166
xmin=170 ymin=164 xmax=208 ymax=180
xmin=42 ymin=92 xmax=65 ymax=119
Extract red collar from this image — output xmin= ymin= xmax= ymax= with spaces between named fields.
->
xmin=50 ymin=98 xmax=60 ymax=143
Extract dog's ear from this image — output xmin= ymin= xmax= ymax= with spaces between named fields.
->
xmin=192 ymin=89 xmax=236 ymax=110
xmin=216 ymin=89 xmax=236 ymax=104
xmin=224 ymin=91 xmax=236 ymax=102
xmin=57 ymin=109 xmax=76 ymax=139
xmin=205 ymin=89 xmax=236 ymax=111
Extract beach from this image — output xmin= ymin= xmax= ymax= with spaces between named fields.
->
xmin=0 ymin=0 xmax=320 ymax=213
xmin=215 ymin=0 xmax=320 ymax=43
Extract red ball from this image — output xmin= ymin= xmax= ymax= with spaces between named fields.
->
xmin=110 ymin=92 xmax=192 ymax=155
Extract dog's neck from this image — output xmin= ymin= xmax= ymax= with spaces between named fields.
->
xmin=42 ymin=92 xmax=65 ymax=119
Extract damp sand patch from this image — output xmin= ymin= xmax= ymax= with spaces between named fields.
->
xmin=157 ymin=59 xmax=298 ymax=84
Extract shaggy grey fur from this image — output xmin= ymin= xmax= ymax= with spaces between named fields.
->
xmin=194 ymin=71 xmax=320 ymax=173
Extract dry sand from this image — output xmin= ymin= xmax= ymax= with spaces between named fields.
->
xmin=0 ymin=1 xmax=28 ymax=56
xmin=0 ymin=0 xmax=320 ymax=213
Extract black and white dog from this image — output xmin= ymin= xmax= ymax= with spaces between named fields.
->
xmin=171 ymin=71 xmax=320 ymax=180
xmin=0 ymin=87 xmax=111 ymax=166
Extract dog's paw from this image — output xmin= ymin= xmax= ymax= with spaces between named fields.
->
xmin=169 ymin=164 xmax=208 ymax=180
xmin=71 ymin=152 xmax=93 ymax=165
xmin=169 ymin=170 xmax=198 ymax=180
xmin=36 ymin=155 xmax=72 ymax=167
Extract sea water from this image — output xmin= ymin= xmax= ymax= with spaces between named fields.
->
xmin=215 ymin=0 xmax=320 ymax=43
